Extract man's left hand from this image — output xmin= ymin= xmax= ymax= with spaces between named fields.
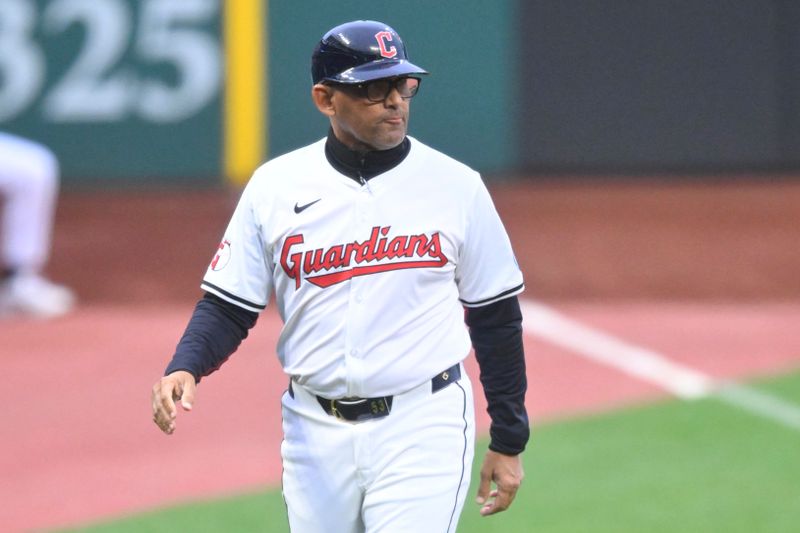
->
xmin=475 ymin=449 xmax=524 ymax=516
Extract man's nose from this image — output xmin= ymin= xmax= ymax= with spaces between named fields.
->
xmin=383 ymin=87 xmax=403 ymax=107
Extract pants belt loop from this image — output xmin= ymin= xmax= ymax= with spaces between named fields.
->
xmin=431 ymin=362 xmax=461 ymax=394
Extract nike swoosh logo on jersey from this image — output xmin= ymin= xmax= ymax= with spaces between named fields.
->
xmin=294 ymin=199 xmax=321 ymax=214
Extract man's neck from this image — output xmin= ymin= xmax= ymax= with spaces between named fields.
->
xmin=324 ymin=129 xmax=410 ymax=182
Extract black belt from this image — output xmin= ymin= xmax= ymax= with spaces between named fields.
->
xmin=313 ymin=363 xmax=462 ymax=422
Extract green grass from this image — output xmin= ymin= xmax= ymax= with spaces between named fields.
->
xmin=58 ymin=371 xmax=800 ymax=533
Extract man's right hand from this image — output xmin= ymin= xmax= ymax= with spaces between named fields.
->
xmin=151 ymin=370 xmax=197 ymax=435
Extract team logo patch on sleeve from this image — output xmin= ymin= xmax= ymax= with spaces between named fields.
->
xmin=210 ymin=239 xmax=231 ymax=271
xmin=280 ymin=226 xmax=447 ymax=289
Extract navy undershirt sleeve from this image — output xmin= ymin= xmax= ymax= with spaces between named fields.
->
xmin=165 ymin=292 xmax=259 ymax=381
xmin=465 ymin=295 xmax=530 ymax=455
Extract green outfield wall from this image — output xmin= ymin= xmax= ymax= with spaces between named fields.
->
xmin=0 ymin=0 xmax=224 ymax=184
xmin=2 ymin=1 xmax=800 ymax=185
xmin=266 ymin=1 xmax=517 ymax=176
xmin=0 ymin=0 xmax=515 ymax=185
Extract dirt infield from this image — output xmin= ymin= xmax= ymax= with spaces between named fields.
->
xmin=49 ymin=178 xmax=800 ymax=304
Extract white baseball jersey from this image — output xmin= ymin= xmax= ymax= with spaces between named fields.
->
xmin=202 ymin=136 xmax=523 ymax=398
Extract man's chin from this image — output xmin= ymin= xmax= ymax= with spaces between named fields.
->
xmin=372 ymin=129 xmax=406 ymax=151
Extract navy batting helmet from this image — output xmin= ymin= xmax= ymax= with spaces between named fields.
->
xmin=311 ymin=20 xmax=429 ymax=84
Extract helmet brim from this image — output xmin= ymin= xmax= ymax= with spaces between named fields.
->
xmin=326 ymin=59 xmax=429 ymax=84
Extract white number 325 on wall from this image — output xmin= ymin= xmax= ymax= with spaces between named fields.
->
xmin=0 ymin=0 xmax=221 ymax=123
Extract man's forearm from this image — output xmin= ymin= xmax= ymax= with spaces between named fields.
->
xmin=466 ymin=296 xmax=529 ymax=454
xmin=165 ymin=292 xmax=259 ymax=381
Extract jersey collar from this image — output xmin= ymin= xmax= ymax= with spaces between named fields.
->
xmin=325 ymin=128 xmax=411 ymax=182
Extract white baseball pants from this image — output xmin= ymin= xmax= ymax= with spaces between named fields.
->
xmin=281 ymin=364 xmax=475 ymax=533
xmin=0 ymin=132 xmax=60 ymax=272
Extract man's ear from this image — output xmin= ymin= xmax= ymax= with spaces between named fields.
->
xmin=311 ymin=84 xmax=335 ymax=117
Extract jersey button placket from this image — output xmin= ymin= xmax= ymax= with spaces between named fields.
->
xmin=347 ymin=281 xmax=368 ymax=350
xmin=344 ymin=195 xmax=368 ymax=395
xmin=352 ymin=188 xmax=372 ymax=308
xmin=357 ymin=183 xmax=371 ymax=223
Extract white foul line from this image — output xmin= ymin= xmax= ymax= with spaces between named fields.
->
xmin=520 ymin=300 xmax=800 ymax=430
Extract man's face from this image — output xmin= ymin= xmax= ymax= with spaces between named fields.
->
xmin=324 ymin=78 xmax=415 ymax=152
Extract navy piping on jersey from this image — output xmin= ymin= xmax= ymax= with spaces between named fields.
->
xmin=460 ymin=282 xmax=525 ymax=307
xmin=201 ymin=281 xmax=266 ymax=310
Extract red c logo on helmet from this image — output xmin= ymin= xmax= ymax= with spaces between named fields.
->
xmin=375 ymin=31 xmax=397 ymax=58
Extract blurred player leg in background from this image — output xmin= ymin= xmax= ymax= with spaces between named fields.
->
xmin=0 ymin=131 xmax=75 ymax=318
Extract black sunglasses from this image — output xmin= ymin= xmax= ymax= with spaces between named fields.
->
xmin=328 ymin=76 xmax=422 ymax=103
